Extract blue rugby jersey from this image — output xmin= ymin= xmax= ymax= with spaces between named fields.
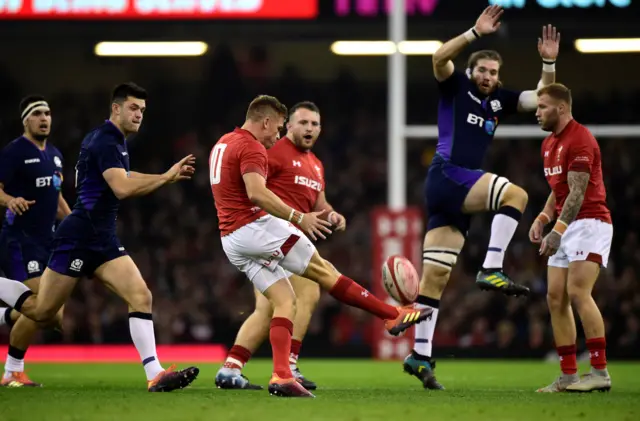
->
xmin=434 ymin=70 xmax=521 ymax=169
xmin=0 ymin=136 xmax=64 ymax=241
xmin=67 ymin=120 xmax=130 ymax=233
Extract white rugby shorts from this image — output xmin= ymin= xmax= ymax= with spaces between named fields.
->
xmin=221 ymin=215 xmax=316 ymax=292
xmin=548 ymin=218 xmax=613 ymax=269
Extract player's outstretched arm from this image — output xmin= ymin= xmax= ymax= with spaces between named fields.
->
xmin=56 ymin=193 xmax=72 ymax=220
xmin=433 ymin=5 xmax=504 ymax=82
xmin=243 ymin=172 xmax=332 ymax=240
xmin=103 ymin=155 xmax=195 ymax=199
xmin=518 ymin=25 xmax=560 ymax=112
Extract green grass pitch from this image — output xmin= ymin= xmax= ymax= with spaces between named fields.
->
xmin=1 ymin=360 xmax=639 ymax=421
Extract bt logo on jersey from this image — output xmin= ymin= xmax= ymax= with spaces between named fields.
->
xmin=467 ymin=113 xmax=498 ymax=135
xmin=544 ymin=166 xmax=563 ymax=176
xmin=36 ymin=176 xmax=53 ymax=187
xmin=294 ymin=175 xmax=322 ymax=192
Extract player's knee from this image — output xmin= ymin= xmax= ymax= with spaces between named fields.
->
xmin=32 ymin=306 xmax=58 ymax=323
xmin=421 ymin=248 xmax=457 ymax=292
xmin=567 ymin=283 xmax=591 ymax=308
xmin=127 ymin=285 xmax=153 ymax=313
xmin=546 ymin=289 xmax=566 ymax=312
xmin=421 ymin=265 xmax=451 ymax=292
xmin=501 ymin=184 xmax=528 ymax=212
xmin=302 ymin=254 xmax=339 ymax=290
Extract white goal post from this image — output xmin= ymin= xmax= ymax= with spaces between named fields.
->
xmin=386 ymin=0 xmax=640 ymax=210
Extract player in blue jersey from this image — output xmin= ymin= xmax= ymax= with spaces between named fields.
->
xmin=403 ymin=6 xmax=560 ymax=389
xmin=0 ymin=96 xmax=72 ymax=387
xmin=0 ymin=83 xmax=199 ymax=391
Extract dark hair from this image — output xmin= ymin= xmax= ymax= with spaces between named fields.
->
xmin=467 ymin=50 xmax=503 ymax=71
xmin=111 ymin=82 xmax=147 ymax=104
xmin=246 ymin=95 xmax=287 ymax=121
xmin=19 ymin=94 xmax=47 ymax=116
xmin=537 ymin=83 xmax=572 ymax=108
xmin=288 ymin=101 xmax=320 ymax=119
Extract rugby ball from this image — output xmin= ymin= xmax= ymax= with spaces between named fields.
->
xmin=382 ymin=255 xmax=419 ymax=305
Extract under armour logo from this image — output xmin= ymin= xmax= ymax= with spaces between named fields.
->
xmin=576 ymin=251 xmax=584 ymax=256
xmin=544 ymin=151 xmax=549 ymax=157
xmin=292 ymin=160 xmax=301 ymax=167
xmin=591 ymin=351 xmax=599 ymax=358
xmin=361 ymin=290 xmax=369 ymax=298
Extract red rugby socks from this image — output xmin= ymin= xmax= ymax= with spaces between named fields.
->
xmin=329 ymin=275 xmax=399 ymax=320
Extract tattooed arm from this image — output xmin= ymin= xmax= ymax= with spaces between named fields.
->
xmin=558 ymin=171 xmax=590 ymax=224
xmin=540 ymin=171 xmax=590 ymax=256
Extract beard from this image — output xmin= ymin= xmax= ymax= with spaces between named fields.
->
xmin=31 ymin=132 xmax=48 ymax=142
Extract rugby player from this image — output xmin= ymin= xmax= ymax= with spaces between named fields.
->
xmin=403 ymin=6 xmax=560 ymax=390
xmin=0 ymin=96 xmax=71 ymax=387
xmin=209 ymin=95 xmax=431 ymax=398
xmin=0 ymin=83 xmax=199 ymax=392
xmin=215 ymin=101 xmax=344 ymax=391
xmin=532 ymin=84 xmax=611 ymax=393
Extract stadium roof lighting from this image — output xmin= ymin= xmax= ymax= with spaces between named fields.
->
xmin=574 ymin=38 xmax=640 ymax=53
xmin=330 ymin=41 xmax=442 ymax=56
xmin=94 ymin=42 xmax=209 ymax=57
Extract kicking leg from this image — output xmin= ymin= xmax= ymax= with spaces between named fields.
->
xmin=95 ymin=256 xmax=199 ymax=392
xmin=215 ymin=287 xmax=269 ymax=390
xmin=537 ymin=265 xmax=579 ymax=392
xmin=295 ymin=251 xmax=431 ymax=336
xmin=404 ymin=226 xmax=464 ymax=390
xmin=565 ymin=261 xmax=611 ymax=393
xmin=289 ymin=273 xmax=321 ymax=390
xmin=463 ymin=173 xmax=530 ymax=296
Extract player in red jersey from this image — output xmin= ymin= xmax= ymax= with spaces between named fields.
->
xmin=530 ymin=84 xmax=612 ymax=393
xmin=214 ymin=101 xmax=344 ymax=391
xmin=209 ymin=95 xmax=432 ymax=398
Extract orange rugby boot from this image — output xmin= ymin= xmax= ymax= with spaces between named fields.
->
xmin=268 ymin=373 xmax=315 ymax=398
xmin=147 ymin=364 xmax=199 ymax=392
xmin=1 ymin=371 xmax=42 ymax=387
xmin=384 ymin=304 xmax=434 ymax=336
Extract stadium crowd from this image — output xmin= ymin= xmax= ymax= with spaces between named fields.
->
xmin=0 ymin=48 xmax=638 ymax=359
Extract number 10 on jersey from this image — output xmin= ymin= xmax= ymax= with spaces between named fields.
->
xmin=209 ymin=144 xmax=227 ymax=185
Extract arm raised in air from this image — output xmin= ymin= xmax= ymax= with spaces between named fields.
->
xmin=433 ymin=5 xmax=504 ymax=82
xmin=518 ymin=25 xmax=560 ymax=112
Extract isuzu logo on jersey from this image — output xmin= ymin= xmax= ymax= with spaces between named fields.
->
xmin=294 ymin=175 xmax=322 ymax=192
xmin=544 ymin=166 xmax=563 ymax=177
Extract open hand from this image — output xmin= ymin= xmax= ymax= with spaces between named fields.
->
xmin=538 ymin=24 xmax=560 ymax=61
xmin=166 ymin=154 xmax=196 ymax=183
xmin=300 ymin=209 xmax=333 ymax=241
xmin=474 ymin=5 xmax=504 ymax=36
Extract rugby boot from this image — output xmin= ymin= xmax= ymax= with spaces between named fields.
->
xmin=566 ymin=369 xmax=611 ymax=393
xmin=385 ymin=304 xmax=434 ymax=336
xmin=476 ymin=268 xmax=530 ymax=297
xmin=148 ymin=364 xmax=199 ymax=392
xmin=536 ymin=373 xmax=579 ymax=393
xmin=215 ymin=367 xmax=263 ymax=390
xmin=293 ymin=367 xmax=317 ymax=390
xmin=268 ymin=374 xmax=315 ymax=398
xmin=403 ymin=353 xmax=445 ymax=390
xmin=1 ymin=371 xmax=42 ymax=387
